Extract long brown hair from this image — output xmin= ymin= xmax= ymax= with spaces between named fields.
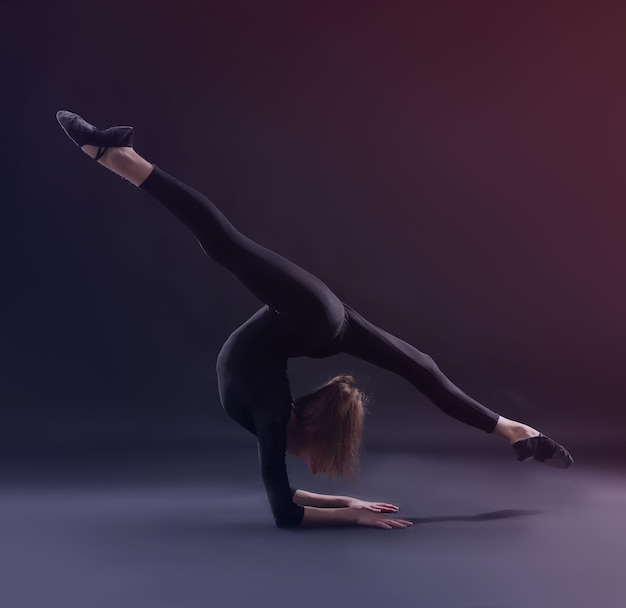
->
xmin=293 ymin=374 xmax=368 ymax=478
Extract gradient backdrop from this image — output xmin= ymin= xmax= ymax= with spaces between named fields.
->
xmin=1 ymin=0 xmax=624 ymax=450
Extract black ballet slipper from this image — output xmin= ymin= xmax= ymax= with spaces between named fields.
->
xmin=512 ymin=433 xmax=574 ymax=468
xmin=56 ymin=110 xmax=134 ymax=161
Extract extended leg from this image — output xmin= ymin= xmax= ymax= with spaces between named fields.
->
xmin=82 ymin=146 xmax=345 ymax=348
xmin=340 ymin=305 xmax=573 ymax=466
xmin=342 ymin=305 xmax=539 ymax=442
xmin=341 ymin=305 xmax=501 ymax=433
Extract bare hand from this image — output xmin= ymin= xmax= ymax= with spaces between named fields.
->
xmin=353 ymin=509 xmax=413 ymax=530
xmin=346 ymin=498 xmax=400 ymax=513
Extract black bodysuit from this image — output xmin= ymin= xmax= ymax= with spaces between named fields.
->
xmin=139 ymin=165 xmax=500 ymax=528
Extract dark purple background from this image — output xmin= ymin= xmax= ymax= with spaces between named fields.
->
xmin=1 ymin=0 xmax=623 ymax=447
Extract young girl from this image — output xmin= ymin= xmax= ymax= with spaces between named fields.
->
xmin=55 ymin=110 xmax=573 ymax=530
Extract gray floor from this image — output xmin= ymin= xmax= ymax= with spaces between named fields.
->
xmin=0 ymin=438 xmax=624 ymax=608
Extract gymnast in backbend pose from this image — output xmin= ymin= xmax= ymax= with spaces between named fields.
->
xmin=55 ymin=110 xmax=573 ymax=530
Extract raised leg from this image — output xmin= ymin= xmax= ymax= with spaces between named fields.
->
xmin=80 ymin=145 xmax=345 ymax=350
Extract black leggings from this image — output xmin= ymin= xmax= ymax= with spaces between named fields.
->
xmin=139 ymin=165 xmax=500 ymax=434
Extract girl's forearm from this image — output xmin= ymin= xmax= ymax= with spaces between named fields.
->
xmin=292 ymin=489 xmax=350 ymax=508
xmin=300 ymin=506 xmax=357 ymax=527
